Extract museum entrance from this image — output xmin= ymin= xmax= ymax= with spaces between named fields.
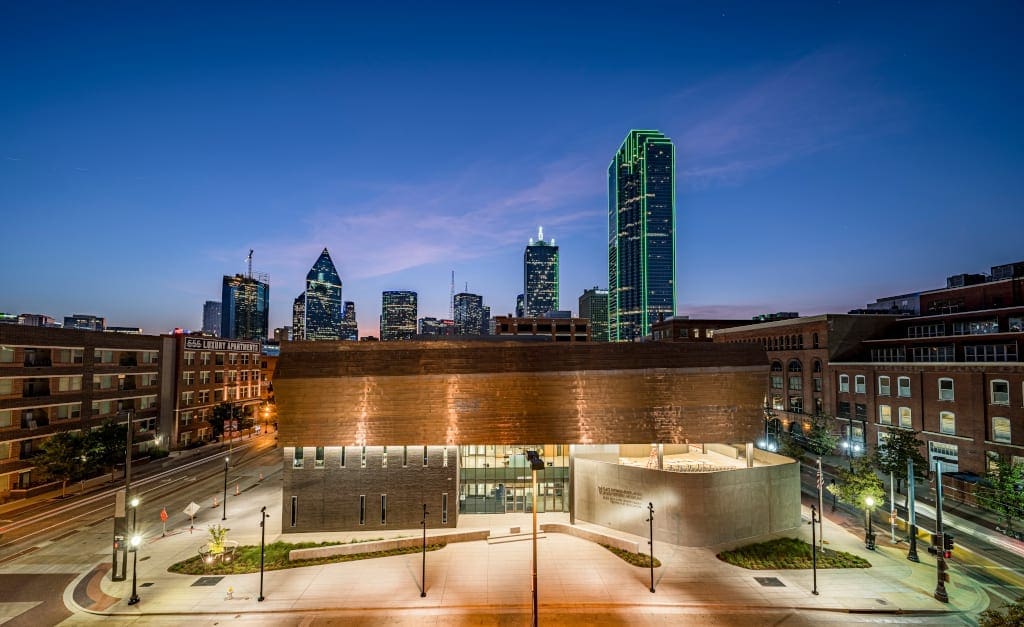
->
xmin=459 ymin=445 xmax=569 ymax=514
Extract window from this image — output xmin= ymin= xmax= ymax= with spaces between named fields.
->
xmin=789 ymin=396 xmax=803 ymax=413
xmin=1009 ymin=316 xmax=1024 ymax=333
xmin=814 ymin=377 xmax=822 ymax=392
xmin=788 ymin=360 xmax=802 ymax=373
xmin=871 ymin=347 xmax=906 ymax=362
xmin=938 ymin=378 xmax=954 ymax=401
xmin=360 ymin=446 xmax=367 ymax=468
xmin=181 ymin=391 xmax=193 ymax=406
xmin=215 ymin=353 xmax=225 ymax=366
xmin=770 ymin=375 xmax=783 ymax=389
xmin=899 ymin=407 xmax=912 ymax=428
xmin=908 ymin=323 xmax=945 ymax=338
xmin=291 ymin=496 xmax=297 ymax=527
xmin=965 ymin=344 xmax=1018 ymax=362
xmin=878 ymin=376 xmax=890 ymax=396
xmin=228 ymin=353 xmax=238 ymax=365
xmin=939 ymin=411 xmax=956 ymax=435
xmin=443 ymin=446 xmax=448 ymax=467
xmin=788 ymin=376 xmax=802 ymax=390
xmin=879 ymin=405 xmax=892 ymax=425
xmin=855 ymin=403 xmax=867 ymax=420
xmin=315 ymin=446 xmax=325 ymax=468
xmin=423 ymin=445 xmax=429 ymax=466
xmin=838 ymin=401 xmax=850 ymax=418
xmin=992 ymin=417 xmax=1011 ymax=443
xmin=293 ymin=447 xmax=304 ymax=469
xmin=813 ymin=360 xmax=822 ymax=373
xmin=403 ymin=446 xmax=408 ymax=467
xmin=382 ymin=446 xmax=388 ymax=468
xmin=442 ymin=493 xmax=448 ymax=524
xmin=813 ymin=333 xmax=819 ymax=348
xmin=200 ymin=352 xmax=210 ymax=365
xmin=991 ymin=380 xmax=1010 ymax=405
xmin=359 ymin=495 xmax=365 ymax=525
xmin=182 ymin=371 xmax=195 ymax=385
xmin=381 ymin=495 xmax=387 ymax=524
xmin=909 ymin=345 xmax=955 ymax=362
xmin=770 ymin=361 xmax=783 ymax=372
xmin=855 ymin=375 xmax=866 ymax=394
xmin=898 ymin=377 xmax=911 ymax=397
xmin=839 ymin=374 xmax=849 ymax=393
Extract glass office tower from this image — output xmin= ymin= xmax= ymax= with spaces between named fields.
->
xmin=608 ymin=130 xmax=676 ymax=341
xmin=380 ymin=291 xmax=418 ymax=341
xmin=523 ymin=227 xmax=559 ymax=317
xmin=300 ymin=248 xmax=344 ymax=341
xmin=222 ymin=274 xmax=270 ymax=341
xmin=578 ymin=287 xmax=609 ymax=342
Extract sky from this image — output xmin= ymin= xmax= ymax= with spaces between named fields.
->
xmin=2 ymin=2 xmax=1023 ymax=337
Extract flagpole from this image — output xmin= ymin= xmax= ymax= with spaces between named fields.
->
xmin=817 ymin=457 xmax=825 ymax=550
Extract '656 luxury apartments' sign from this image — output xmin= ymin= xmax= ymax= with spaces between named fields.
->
xmin=184 ymin=337 xmax=261 ymax=353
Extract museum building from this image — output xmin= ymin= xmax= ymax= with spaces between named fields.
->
xmin=273 ymin=340 xmax=801 ymax=546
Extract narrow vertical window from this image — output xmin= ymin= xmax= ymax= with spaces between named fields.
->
xmin=403 ymin=446 xmax=408 ymax=467
xmin=382 ymin=446 xmax=388 ymax=468
xmin=442 ymin=493 xmax=448 ymax=525
xmin=341 ymin=446 xmax=346 ymax=467
xmin=361 ymin=446 xmax=367 ymax=468
xmin=359 ymin=495 xmax=365 ymax=525
xmin=290 ymin=496 xmax=297 ymax=527
xmin=292 ymin=447 xmax=304 ymax=469
xmin=423 ymin=445 xmax=428 ymax=466
xmin=381 ymin=495 xmax=387 ymax=524
xmin=443 ymin=446 xmax=448 ymax=468
xmin=315 ymin=446 xmax=325 ymax=468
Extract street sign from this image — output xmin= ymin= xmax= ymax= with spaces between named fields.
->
xmin=184 ymin=502 xmax=201 ymax=517
xmin=160 ymin=508 xmax=169 ymax=522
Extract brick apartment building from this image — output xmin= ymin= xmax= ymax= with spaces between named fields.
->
xmin=0 ymin=325 xmax=164 ymax=500
xmin=493 ymin=316 xmax=591 ymax=342
xmin=649 ymin=317 xmax=758 ymax=342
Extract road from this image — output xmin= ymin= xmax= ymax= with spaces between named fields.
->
xmin=798 ymin=462 xmax=1024 ymax=614
xmin=0 ymin=435 xmax=281 ymax=625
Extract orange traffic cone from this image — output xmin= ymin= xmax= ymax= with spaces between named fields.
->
xmin=235 ymin=483 xmax=240 ymax=496
xmin=213 ymin=496 xmax=219 ymax=508
xmin=258 ymin=472 xmax=263 ymax=482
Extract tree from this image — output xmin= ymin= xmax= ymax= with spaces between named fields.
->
xmin=83 ymin=420 xmax=127 ymax=482
xmin=804 ymin=413 xmax=840 ymax=458
xmin=777 ymin=430 xmax=807 ymax=463
xmin=873 ymin=427 xmax=927 ymax=496
xmin=37 ymin=431 xmax=86 ymax=498
xmin=980 ymin=596 xmax=1024 ymax=627
xmin=976 ymin=457 xmax=1024 ymax=533
xmin=828 ymin=457 xmax=885 ymax=511
xmin=210 ymin=402 xmax=240 ymax=441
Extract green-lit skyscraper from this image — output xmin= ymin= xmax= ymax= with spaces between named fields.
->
xmin=608 ymin=130 xmax=676 ymax=341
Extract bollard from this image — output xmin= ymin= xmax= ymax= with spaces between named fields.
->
xmin=235 ymin=483 xmax=240 ymax=496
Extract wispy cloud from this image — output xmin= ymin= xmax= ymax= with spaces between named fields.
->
xmin=672 ymin=48 xmax=903 ymax=188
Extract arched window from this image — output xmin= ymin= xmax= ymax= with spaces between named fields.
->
xmin=812 ymin=333 xmax=820 ymax=349
xmin=813 ymin=360 xmax=822 ymax=373
xmin=770 ymin=361 xmax=783 ymax=372
xmin=939 ymin=411 xmax=956 ymax=435
xmin=855 ymin=375 xmax=866 ymax=394
xmin=788 ymin=360 xmax=802 ymax=373
xmin=938 ymin=377 xmax=954 ymax=401
xmin=797 ymin=335 xmax=804 ymax=349
xmin=898 ymin=376 xmax=911 ymax=397
xmin=839 ymin=374 xmax=849 ymax=393
xmin=991 ymin=379 xmax=1010 ymax=405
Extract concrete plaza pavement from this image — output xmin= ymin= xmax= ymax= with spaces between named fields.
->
xmin=35 ymin=463 xmax=988 ymax=625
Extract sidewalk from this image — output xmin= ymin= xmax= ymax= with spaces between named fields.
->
xmin=53 ymin=471 xmax=986 ymax=622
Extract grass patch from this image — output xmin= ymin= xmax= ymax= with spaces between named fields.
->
xmin=168 ymin=540 xmax=443 ymax=575
xmin=602 ymin=544 xmax=661 ymax=568
xmin=716 ymin=537 xmax=870 ymax=570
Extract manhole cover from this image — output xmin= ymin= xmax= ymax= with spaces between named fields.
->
xmin=192 ymin=576 xmax=224 ymax=587
xmin=754 ymin=577 xmax=785 ymax=587
xmin=141 ymin=582 xmax=154 ymax=588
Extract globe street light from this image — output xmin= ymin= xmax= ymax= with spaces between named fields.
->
xmin=864 ymin=496 xmax=876 ymax=550
xmin=127 ymin=534 xmax=141 ymax=605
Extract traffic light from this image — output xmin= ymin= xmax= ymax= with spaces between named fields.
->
xmin=943 ymin=534 xmax=955 ymax=558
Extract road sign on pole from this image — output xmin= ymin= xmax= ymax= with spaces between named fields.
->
xmin=184 ymin=502 xmax=201 ymax=532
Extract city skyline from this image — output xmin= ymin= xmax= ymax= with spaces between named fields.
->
xmin=3 ymin=4 xmax=1023 ymax=337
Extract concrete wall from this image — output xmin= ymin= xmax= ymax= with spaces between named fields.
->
xmin=281 ymin=445 xmax=458 ymax=533
xmin=573 ymin=456 xmax=801 ymax=547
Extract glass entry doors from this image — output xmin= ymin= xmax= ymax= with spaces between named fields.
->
xmin=459 ymin=444 xmax=569 ymax=514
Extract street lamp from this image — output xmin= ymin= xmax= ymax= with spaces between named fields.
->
xmin=525 ymin=450 xmax=545 ymax=627
xmin=646 ymin=502 xmax=655 ymax=593
xmin=420 ymin=503 xmax=428 ymax=598
xmin=130 ymin=496 xmax=140 ymax=533
xmin=222 ymin=457 xmax=229 ymax=521
xmin=864 ymin=496 xmax=876 ymax=550
xmin=127 ymin=534 xmax=141 ymax=605
xmin=258 ymin=506 xmax=268 ymax=602
xmin=759 ymin=403 xmax=778 ymax=452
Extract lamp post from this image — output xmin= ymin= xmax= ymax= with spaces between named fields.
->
xmin=933 ymin=457 xmax=950 ymax=603
xmin=127 ymin=534 xmax=141 ymax=605
xmin=258 ymin=506 xmax=268 ymax=602
xmin=420 ymin=503 xmax=428 ymax=598
xmin=864 ymin=496 xmax=876 ymax=550
xmin=222 ymin=457 xmax=229 ymax=521
xmin=526 ymin=450 xmax=545 ymax=627
xmin=759 ymin=403 xmax=778 ymax=452
xmin=810 ymin=504 xmax=819 ymax=595
xmin=646 ymin=502 xmax=655 ymax=593
xmin=906 ymin=457 xmax=919 ymax=562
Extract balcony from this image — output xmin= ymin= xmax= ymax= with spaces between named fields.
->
xmin=22 ymin=382 xmax=51 ymax=398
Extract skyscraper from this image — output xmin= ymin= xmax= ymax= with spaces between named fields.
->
xmin=221 ymin=274 xmax=270 ymax=341
xmin=341 ymin=301 xmax=358 ymax=341
xmin=380 ymin=291 xmax=417 ymax=341
xmin=202 ymin=301 xmax=221 ymax=336
xmin=579 ymin=287 xmax=610 ymax=342
xmin=296 ymin=248 xmax=344 ymax=341
xmin=453 ymin=292 xmax=484 ymax=336
xmin=523 ymin=227 xmax=559 ymax=317
xmin=292 ymin=293 xmax=305 ymax=341
xmin=515 ymin=294 xmax=525 ymax=318
xmin=608 ymin=130 xmax=676 ymax=341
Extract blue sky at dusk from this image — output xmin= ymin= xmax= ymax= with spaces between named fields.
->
xmin=2 ymin=2 xmax=1022 ymax=337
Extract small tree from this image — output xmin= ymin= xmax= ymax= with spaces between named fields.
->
xmin=976 ymin=457 xmax=1024 ymax=533
xmin=981 ymin=596 xmax=1024 ymax=627
xmin=828 ymin=457 xmax=885 ymax=512
xmin=777 ymin=431 xmax=807 ymax=463
xmin=873 ymin=427 xmax=927 ymax=497
xmin=37 ymin=431 xmax=86 ymax=498
xmin=210 ymin=402 xmax=239 ymax=441
xmin=805 ymin=414 xmax=840 ymax=458
xmin=83 ymin=420 xmax=127 ymax=482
